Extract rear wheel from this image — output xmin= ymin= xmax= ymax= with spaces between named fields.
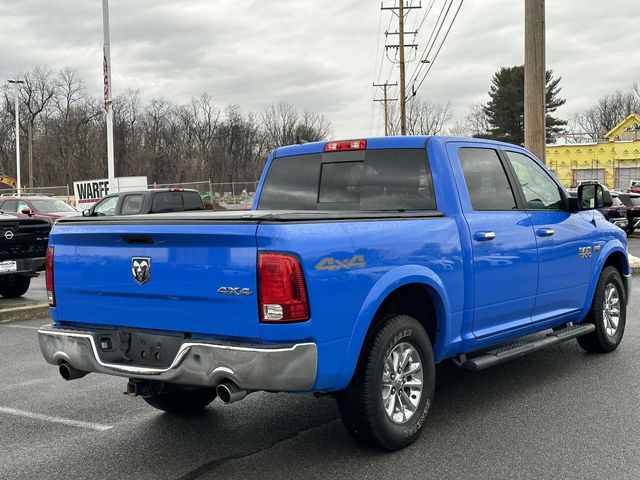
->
xmin=143 ymin=385 xmax=217 ymax=414
xmin=0 ymin=275 xmax=31 ymax=298
xmin=337 ymin=314 xmax=435 ymax=451
xmin=577 ymin=266 xmax=626 ymax=353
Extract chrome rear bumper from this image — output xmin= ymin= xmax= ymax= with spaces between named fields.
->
xmin=37 ymin=324 xmax=317 ymax=392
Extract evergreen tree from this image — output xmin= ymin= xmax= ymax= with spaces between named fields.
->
xmin=481 ymin=65 xmax=566 ymax=144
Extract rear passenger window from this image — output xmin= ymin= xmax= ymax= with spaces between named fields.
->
xmin=459 ymin=148 xmax=517 ymax=211
xmin=121 ymin=194 xmax=143 ymax=215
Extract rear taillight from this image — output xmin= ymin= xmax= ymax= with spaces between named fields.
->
xmin=324 ymin=139 xmax=366 ymax=152
xmin=258 ymin=253 xmax=309 ymax=323
xmin=45 ymin=246 xmax=55 ymax=307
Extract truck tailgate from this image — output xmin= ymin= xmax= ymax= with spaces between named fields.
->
xmin=50 ymin=223 xmax=260 ymax=339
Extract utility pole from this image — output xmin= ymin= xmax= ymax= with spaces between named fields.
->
xmin=524 ymin=0 xmax=546 ymax=162
xmin=374 ymin=82 xmax=398 ymax=136
xmin=102 ymin=0 xmax=115 ymax=189
xmin=7 ymin=79 xmax=24 ymax=195
xmin=382 ymin=1 xmax=421 ymax=136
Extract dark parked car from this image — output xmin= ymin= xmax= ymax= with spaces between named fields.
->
xmin=599 ymin=194 xmax=628 ymax=230
xmin=0 ymin=213 xmax=51 ymax=298
xmin=0 ymin=195 xmax=78 ymax=222
xmin=84 ymin=188 xmax=205 ymax=217
xmin=568 ymin=189 xmax=628 ymax=231
xmin=614 ymin=192 xmax=640 ymax=234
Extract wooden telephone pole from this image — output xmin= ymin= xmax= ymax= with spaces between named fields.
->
xmin=524 ymin=0 xmax=546 ymax=162
xmin=382 ymin=1 xmax=421 ymax=135
xmin=374 ymin=82 xmax=398 ymax=136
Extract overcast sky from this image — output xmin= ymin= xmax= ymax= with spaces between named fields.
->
xmin=0 ymin=0 xmax=638 ymax=138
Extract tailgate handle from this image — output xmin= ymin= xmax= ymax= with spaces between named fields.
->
xmin=121 ymin=235 xmax=154 ymax=245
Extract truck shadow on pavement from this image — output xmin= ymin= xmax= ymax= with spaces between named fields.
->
xmin=123 ymin=340 xmax=626 ymax=479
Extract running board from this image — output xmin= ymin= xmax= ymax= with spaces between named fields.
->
xmin=462 ymin=324 xmax=596 ymax=372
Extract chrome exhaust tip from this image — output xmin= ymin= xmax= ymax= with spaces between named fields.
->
xmin=217 ymin=380 xmax=247 ymax=404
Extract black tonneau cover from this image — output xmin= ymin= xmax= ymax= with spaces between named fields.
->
xmin=55 ymin=210 xmax=444 ymax=225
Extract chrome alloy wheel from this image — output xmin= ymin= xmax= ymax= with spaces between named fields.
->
xmin=602 ymin=283 xmax=621 ymax=338
xmin=381 ymin=342 xmax=423 ymax=424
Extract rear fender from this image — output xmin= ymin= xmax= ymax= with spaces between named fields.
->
xmin=334 ymin=265 xmax=451 ymax=390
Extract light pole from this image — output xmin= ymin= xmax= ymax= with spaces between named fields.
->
xmin=102 ymin=0 xmax=115 ymax=190
xmin=7 ymin=79 xmax=25 ymax=195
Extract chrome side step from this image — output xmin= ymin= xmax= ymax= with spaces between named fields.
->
xmin=462 ymin=324 xmax=596 ymax=372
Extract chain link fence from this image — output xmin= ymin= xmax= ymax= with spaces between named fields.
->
xmin=0 ymin=181 xmax=260 ymax=211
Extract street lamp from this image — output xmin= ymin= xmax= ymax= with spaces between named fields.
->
xmin=7 ymin=79 xmax=25 ymax=196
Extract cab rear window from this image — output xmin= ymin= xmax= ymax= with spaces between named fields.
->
xmin=258 ymin=149 xmax=435 ymax=211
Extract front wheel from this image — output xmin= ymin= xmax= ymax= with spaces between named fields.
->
xmin=0 ymin=275 xmax=30 ymax=298
xmin=577 ymin=266 xmax=626 ymax=353
xmin=143 ymin=385 xmax=217 ymax=414
xmin=337 ymin=314 xmax=435 ymax=451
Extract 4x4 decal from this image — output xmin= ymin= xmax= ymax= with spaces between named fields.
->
xmin=315 ymin=254 xmax=366 ymax=272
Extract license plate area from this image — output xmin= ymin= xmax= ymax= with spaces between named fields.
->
xmin=92 ymin=329 xmax=184 ymax=368
xmin=0 ymin=261 xmax=17 ymax=273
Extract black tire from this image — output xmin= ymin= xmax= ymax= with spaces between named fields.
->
xmin=0 ymin=275 xmax=31 ymax=298
xmin=143 ymin=385 xmax=217 ymax=414
xmin=337 ymin=314 xmax=435 ymax=451
xmin=577 ymin=266 xmax=626 ymax=353
xmin=627 ymin=227 xmax=635 ymax=236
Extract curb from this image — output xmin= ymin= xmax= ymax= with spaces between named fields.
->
xmin=0 ymin=304 xmax=50 ymax=325
xmin=629 ymin=254 xmax=640 ymax=275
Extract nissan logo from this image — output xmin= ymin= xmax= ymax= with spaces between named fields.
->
xmin=4 ymin=230 xmax=14 ymax=240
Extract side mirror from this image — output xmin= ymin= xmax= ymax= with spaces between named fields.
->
xmin=82 ymin=209 xmax=91 ymax=217
xmin=577 ymin=183 xmax=612 ymax=210
xmin=21 ymin=208 xmax=32 ymax=216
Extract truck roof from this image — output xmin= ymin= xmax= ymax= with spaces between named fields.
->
xmin=273 ymin=135 xmax=527 ymax=158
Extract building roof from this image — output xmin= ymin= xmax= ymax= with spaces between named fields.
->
xmin=605 ymin=113 xmax=640 ymax=141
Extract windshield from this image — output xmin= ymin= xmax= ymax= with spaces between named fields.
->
xmin=31 ymin=199 xmax=76 ymax=213
xmin=612 ymin=196 xmax=624 ymax=206
xmin=630 ymin=197 xmax=640 ymax=206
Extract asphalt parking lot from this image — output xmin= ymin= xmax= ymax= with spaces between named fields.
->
xmin=0 ymin=275 xmax=46 ymax=308
xmin=0 ymin=274 xmax=639 ymax=480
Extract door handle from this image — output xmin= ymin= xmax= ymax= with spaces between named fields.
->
xmin=536 ymin=228 xmax=555 ymax=237
xmin=474 ymin=231 xmax=496 ymax=241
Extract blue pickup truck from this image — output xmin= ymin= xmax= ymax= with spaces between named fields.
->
xmin=38 ymin=136 xmax=629 ymax=451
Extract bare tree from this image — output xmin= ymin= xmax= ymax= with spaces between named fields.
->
xmin=574 ymin=84 xmax=640 ymax=140
xmin=405 ymin=98 xmax=452 ymax=135
xmin=261 ymin=101 xmax=332 ymax=151
xmin=0 ymin=66 xmax=334 ymax=188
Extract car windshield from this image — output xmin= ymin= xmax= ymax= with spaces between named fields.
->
xmin=613 ymin=196 xmax=624 ymax=206
xmin=629 ymin=196 xmax=640 ymax=206
xmin=31 ymin=199 xmax=76 ymax=213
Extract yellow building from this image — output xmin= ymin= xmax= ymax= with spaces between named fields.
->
xmin=546 ymin=113 xmax=640 ymax=190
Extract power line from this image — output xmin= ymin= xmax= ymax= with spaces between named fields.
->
xmin=406 ymin=0 xmax=453 ymax=89
xmin=410 ymin=0 xmax=464 ymax=99
xmin=370 ymin=8 xmax=384 ymax=135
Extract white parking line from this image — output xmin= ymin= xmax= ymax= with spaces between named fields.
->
xmin=0 ymin=324 xmax=41 ymax=330
xmin=0 ymin=406 xmax=113 ymax=431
